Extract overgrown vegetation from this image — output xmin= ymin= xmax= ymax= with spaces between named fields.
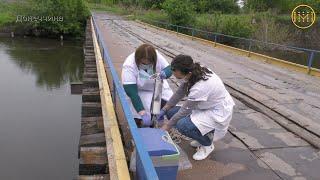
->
xmin=88 ymin=0 xmax=319 ymax=51
xmin=1 ymin=0 xmax=318 ymax=45
xmin=0 ymin=0 xmax=90 ymax=38
xmin=30 ymin=0 xmax=90 ymax=37
xmin=194 ymin=0 xmax=240 ymax=14
xmin=0 ymin=2 xmax=28 ymax=27
xmin=162 ymin=0 xmax=195 ymax=25
xmin=195 ymin=13 xmax=254 ymax=38
xmin=244 ymin=0 xmax=320 ymax=13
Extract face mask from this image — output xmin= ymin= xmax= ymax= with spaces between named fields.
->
xmin=177 ymin=76 xmax=188 ymax=84
xmin=139 ymin=64 xmax=154 ymax=75
xmin=139 ymin=64 xmax=152 ymax=70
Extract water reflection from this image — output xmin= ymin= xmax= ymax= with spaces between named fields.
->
xmin=0 ymin=37 xmax=82 ymax=180
xmin=1 ymin=37 xmax=83 ymax=89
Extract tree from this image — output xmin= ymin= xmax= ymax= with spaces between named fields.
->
xmin=138 ymin=0 xmax=165 ymax=9
xmin=29 ymin=0 xmax=90 ymax=37
xmin=244 ymin=0 xmax=320 ymax=13
xmin=194 ymin=0 xmax=240 ymax=14
xmin=162 ymin=0 xmax=195 ymax=25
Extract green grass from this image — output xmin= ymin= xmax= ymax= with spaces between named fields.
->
xmin=133 ymin=10 xmax=169 ymax=22
xmin=0 ymin=2 xmax=20 ymax=27
xmin=1 ymin=1 xmax=90 ymax=38
xmin=88 ymin=2 xmax=169 ymax=23
xmin=87 ymin=3 xmax=255 ymax=38
xmin=195 ymin=13 xmax=254 ymax=38
xmin=0 ymin=13 xmax=14 ymax=26
xmin=87 ymin=3 xmax=131 ymax=15
xmin=88 ymin=3 xmax=307 ymax=40
xmin=0 ymin=1 xmax=35 ymax=27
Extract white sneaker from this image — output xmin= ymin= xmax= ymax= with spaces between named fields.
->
xmin=190 ymin=140 xmax=201 ymax=148
xmin=192 ymin=143 xmax=215 ymax=161
xmin=190 ymin=132 xmax=214 ymax=148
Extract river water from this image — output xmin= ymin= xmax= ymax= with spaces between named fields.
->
xmin=0 ymin=37 xmax=83 ymax=180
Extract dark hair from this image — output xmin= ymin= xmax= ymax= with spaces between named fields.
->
xmin=171 ymin=54 xmax=212 ymax=94
xmin=135 ymin=44 xmax=157 ymax=71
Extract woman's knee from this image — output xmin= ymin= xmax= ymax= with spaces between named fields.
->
xmin=176 ymin=117 xmax=192 ymax=133
xmin=176 ymin=119 xmax=186 ymax=133
xmin=166 ymin=106 xmax=180 ymax=119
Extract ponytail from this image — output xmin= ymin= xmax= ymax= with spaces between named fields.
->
xmin=187 ymin=62 xmax=212 ymax=94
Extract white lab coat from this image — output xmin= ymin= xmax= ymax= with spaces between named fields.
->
xmin=188 ymin=72 xmax=235 ymax=142
xmin=121 ymin=50 xmax=173 ymax=119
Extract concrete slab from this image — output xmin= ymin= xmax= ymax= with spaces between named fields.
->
xmin=231 ymin=130 xmax=309 ymax=150
xmin=177 ymin=133 xmax=281 ymax=180
xmin=231 ymin=99 xmax=310 ymax=149
xmin=254 ymin=147 xmax=320 ymax=179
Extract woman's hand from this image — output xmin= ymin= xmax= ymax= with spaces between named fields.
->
xmin=159 ymin=71 xmax=167 ymax=79
xmin=139 ymin=110 xmax=152 ymax=127
xmin=157 ymin=108 xmax=167 ymax=121
xmin=161 ymin=122 xmax=172 ymax=131
xmin=138 ymin=110 xmax=146 ymax=116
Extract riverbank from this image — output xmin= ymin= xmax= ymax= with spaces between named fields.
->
xmin=0 ymin=0 xmax=90 ymax=40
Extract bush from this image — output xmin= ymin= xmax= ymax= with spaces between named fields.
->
xmin=28 ymin=0 xmax=90 ymax=37
xmin=138 ymin=0 xmax=165 ymax=9
xmin=87 ymin=3 xmax=130 ymax=15
xmin=252 ymin=12 xmax=293 ymax=46
xmin=162 ymin=0 xmax=195 ymax=25
xmin=220 ymin=15 xmax=253 ymax=38
xmin=195 ymin=13 xmax=254 ymax=38
xmin=0 ymin=11 xmax=14 ymax=27
xmin=194 ymin=0 xmax=240 ymax=14
xmin=0 ymin=1 xmax=31 ymax=27
xmin=1 ymin=0 xmax=90 ymax=37
xmin=244 ymin=0 xmax=319 ymax=13
xmin=135 ymin=10 xmax=169 ymax=22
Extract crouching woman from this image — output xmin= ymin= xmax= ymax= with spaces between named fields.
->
xmin=158 ymin=54 xmax=235 ymax=160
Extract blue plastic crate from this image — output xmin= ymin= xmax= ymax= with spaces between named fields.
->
xmin=136 ymin=128 xmax=180 ymax=180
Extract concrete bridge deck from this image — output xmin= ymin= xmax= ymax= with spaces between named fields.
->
xmin=89 ymin=12 xmax=320 ymax=180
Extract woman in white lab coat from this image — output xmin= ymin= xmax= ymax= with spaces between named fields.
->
xmin=121 ymin=44 xmax=173 ymax=127
xmin=158 ymin=54 xmax=235 ymax=160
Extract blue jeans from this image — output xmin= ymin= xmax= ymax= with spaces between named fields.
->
xmin=166 ymin=106 xmax=213 ymax=146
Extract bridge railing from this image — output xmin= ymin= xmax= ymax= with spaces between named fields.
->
xmin=92 ymin=15 xmax=159 ymax=180
xmin=138 ymin=18 xmax=319 ymax=73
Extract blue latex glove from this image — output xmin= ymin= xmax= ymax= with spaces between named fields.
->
xmin=157 ymin=109 xmax=166 ymax=121
xmin=159 ymin=71 xmax=167 ymax=79
xmin=141 ymin=112 xmax=152 ymax=127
